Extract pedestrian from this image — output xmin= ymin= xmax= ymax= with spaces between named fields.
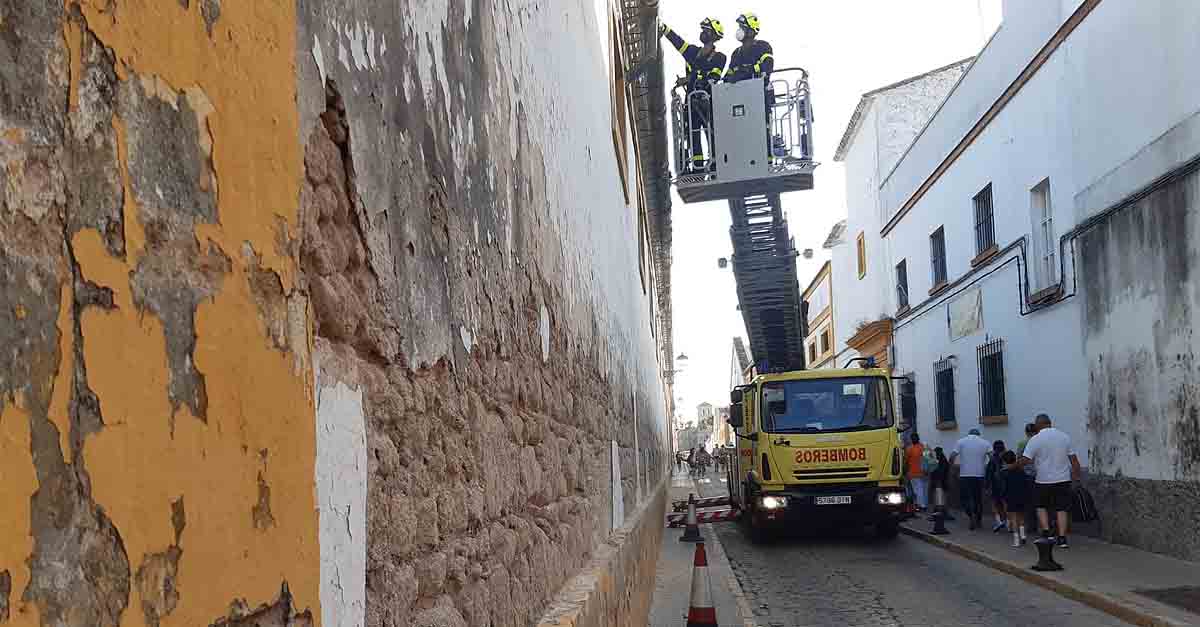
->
xmin=950 ymin=428 xmax=991 ymax=530
xmin=1011 ymin=414 xmax=1082 ymax=548
xmin=1016 ymin=421 xmax=1039 ymax=531
xmin=905 ymin=433 xmax=930 ymax=511
xmin=1001 ymin=450 xmax=1032 ymax=547
xmin=985 ymin=440 xmax=1008 ymax=532
xmin=930 ymin=447 xmax=954 ymax=520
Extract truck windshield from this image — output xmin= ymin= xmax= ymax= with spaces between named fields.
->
xmin=761 ymin=377 xmax=894 ymax=433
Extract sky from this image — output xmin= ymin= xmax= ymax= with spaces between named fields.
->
xmin=661 ymin=0 xmax=1002 ymax=423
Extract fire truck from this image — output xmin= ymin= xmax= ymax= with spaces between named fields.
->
xmin=670 ymin=66 xmax=909 ymax=540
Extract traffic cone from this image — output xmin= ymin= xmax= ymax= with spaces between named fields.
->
xmin=684 ymin=542 xmax=718 ymax=627
xmin=679 ymin=493 xmax=703 ymax=543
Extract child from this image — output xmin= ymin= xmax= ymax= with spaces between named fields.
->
xmin=1001 ymin=450 xmax=1031 ymax=547
xmin=985 ymin=440 xmax=1008 ymax=532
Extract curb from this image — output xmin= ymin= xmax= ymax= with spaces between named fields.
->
xmin=689 ymin=476 xmax=758 ymax=627
xmin=900 ymin=525 xmax=1186 ymax=627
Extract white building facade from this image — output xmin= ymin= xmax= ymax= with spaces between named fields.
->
xmin=837 ymin=0 xmax=1200 ymax=560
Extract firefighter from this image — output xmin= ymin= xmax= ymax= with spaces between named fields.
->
xmin=659 ymin=18 xmax=727 ymax=172
xmin=723 ymin=13 xmax=774 ymax=83
xmin=724 ymin=13 xmax=784 ymax=159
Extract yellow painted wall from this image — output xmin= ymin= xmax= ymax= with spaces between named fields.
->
xmin=2 ymin=0 xmax=317 ymax=624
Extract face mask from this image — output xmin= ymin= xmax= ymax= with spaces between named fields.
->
xmin=736 ymin=26 xmax=747 ymax=42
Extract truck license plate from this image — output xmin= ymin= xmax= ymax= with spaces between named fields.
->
xmin=815 ymin=496 xmax=852 ymax=505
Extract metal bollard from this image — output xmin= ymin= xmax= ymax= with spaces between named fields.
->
xmin=1032 ymin=536 xmax=1063 ymax=571
xmin=680 ymin=493 xmax=703 ymax=543
xmin=930 ymin=486 xmax=950 ymax=535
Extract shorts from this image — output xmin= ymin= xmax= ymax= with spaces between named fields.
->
xmin=1004 ymin=493 xmax=1028 ymax=512
xmin=1036 ymin=481 xmax=1073 ymax=512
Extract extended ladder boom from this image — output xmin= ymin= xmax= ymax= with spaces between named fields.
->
xmin=729 ymin=193 xmax=806 ymax=371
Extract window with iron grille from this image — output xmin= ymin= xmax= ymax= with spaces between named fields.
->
xmin=899 ymin=377 xmax=917 ymax=430
xmin=973 ymin=184 xmax=996 ymax=256
xmin=930 ymin=227 xmax=947 ymax=286
xmin=895 ymin=259 xmax=909 ymax=310
xmin=977 ymin=338 xmax=1006 ymax=418
xmin=934 ymin=358 xmax=956 ymax=423
xmin=808 ymin=342 xmax=817 ymax=364
xmin=820 ymin=328 xmax=831 ymax=355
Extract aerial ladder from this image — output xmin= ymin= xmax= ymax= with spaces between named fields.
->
xmin=671 ymin=69 xmax=817 ymax=372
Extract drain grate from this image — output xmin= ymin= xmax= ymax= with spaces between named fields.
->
xmin=1135 ymin=586 xmax=1200 ymax=615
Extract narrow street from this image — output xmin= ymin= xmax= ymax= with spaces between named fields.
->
xmin=687 ymin=472 xmax=1129 ymax=627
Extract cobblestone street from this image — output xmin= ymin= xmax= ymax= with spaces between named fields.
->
xmin=690 ymin=474 xmax=1130 ymax=627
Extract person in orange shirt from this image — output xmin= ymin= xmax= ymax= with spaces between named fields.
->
xmin=905 ymin=433 xmax=930 ymax=511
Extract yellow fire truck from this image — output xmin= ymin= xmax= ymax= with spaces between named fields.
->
xmin=726 ymin=359 xmax=907 ymax=540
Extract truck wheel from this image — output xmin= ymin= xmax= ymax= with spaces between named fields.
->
xmin=742 ymin=510 xmax=772 ymax=544
xmin=875 ymin=519 xmax=900 ymax=540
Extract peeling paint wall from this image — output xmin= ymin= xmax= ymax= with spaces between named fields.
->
xmin=295 ymin=0 xmax=670 ymax=625
xmin=1079 ymin=165 xmax=1200 ymax=561
xmin=2 ymin=0 xmax=670 ymax=624
xmin=1 ymin=0 xmax=319 ymax=624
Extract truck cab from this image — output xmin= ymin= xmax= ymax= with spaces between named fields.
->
xmin=727 ymin=364 xmax=907 ymax=540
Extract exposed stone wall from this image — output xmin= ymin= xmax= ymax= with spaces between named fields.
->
xmin=1079 ymin=162 xmax=1200 ymax=561
xmin=1 ymin=0 xmax=320 ymax=624
xmin=297 ymin=0 xmax=671 ymax=624
xmin=1 ymin=0 xmax=670 ymax=624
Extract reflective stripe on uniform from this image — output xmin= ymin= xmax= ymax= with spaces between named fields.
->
xmin=679 ymin=42 xmax=691 ymax=54
xmin=707 ymin=68 xmax=722 ymax=77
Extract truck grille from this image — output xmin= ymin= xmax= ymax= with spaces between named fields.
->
xmin=793 ymin=467 xmax=870 ymax=480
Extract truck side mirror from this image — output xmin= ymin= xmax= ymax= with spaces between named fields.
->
xmin=730 ymin=388 xmax=744 ymax=404
xmin=727 ymin=402 xmax=744 ymax=428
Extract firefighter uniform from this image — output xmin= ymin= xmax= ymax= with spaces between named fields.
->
xmin=723 ymin=39 xmax=775 ymax=83
xmin=662 ymin=19 xmax=726 ymax=171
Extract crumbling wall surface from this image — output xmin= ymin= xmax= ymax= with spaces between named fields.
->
xmin=297 ymin=0 xmax=670 ymax=625
xmin=1 ymin=0 xmax=320 ymax=624
xmin=1080 ymin=164 xmax=1200 ymax=560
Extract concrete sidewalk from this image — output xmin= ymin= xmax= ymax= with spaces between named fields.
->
xmin=649 ymin=470 xmax=755 ymax=627
xmin=903 ymin=513 xmax=1200 ymax=626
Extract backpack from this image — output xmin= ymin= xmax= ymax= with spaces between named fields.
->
xmin=920 ymin=448 xmax=937 ymax=474
xmin=1072 ymin=485 xmax=1100 ymax=523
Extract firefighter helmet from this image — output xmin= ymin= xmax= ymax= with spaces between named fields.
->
xmin=737 ymin=12 xmax=761 ymax=35
xmin=700 ymin=17 xmax=725 ymax=40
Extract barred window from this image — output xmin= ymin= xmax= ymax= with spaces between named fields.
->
xmin=973 ymin=184 xmax=995 ymax=256
xmin=896 ymin=259 xmax=909 ymax=310
xmin=930 ymin=226 xmax=947 ymax=286
xmin=935 ymin=358 xmax=956 ymax=424
xmin=977 ymin=338 xmax=1007 ymax=419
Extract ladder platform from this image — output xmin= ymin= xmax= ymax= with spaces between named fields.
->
xmin=675 ymin=161 xmax=817 ymax=204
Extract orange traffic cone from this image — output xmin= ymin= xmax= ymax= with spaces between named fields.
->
xmin=685 ymin=542 xmax=717 ymax=627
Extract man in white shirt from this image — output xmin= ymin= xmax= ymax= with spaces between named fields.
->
xmin=1013 ymin=414 xmax=1082 ymax=548
xmin=950 ymin=428 xmax=991 ymax=530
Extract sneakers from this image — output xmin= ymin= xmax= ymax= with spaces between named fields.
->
xmin=1011 ymin=533 xmax=1021 ymax=548
xmin=992 ymin=521 xmax=1007 ymax=533
xmin=1057 ymin=536 xmax=1070 ymax=549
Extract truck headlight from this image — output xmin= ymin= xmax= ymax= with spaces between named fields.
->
xmin=760 ymin=495 xmax=789 ymax=510
xmin=877 ymin=491 xmax=905 ymax=506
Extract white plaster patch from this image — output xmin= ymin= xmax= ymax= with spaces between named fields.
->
xmin=316 ymin=370 xmax=367 ymax=627
xmin=539 ymin=303 xmax=550 ymax=362
xmin=350 ymin=22 xmax=370 ymax=71
xmin=610 ymin=440 xmax=624 ymax=531
xmin=312 ymin=35 xmax=327 ymax=86
xmin=337 ymin=28 xmax=350 ymax=72
xmin=460 ymin=324 xmax=473 ymax=353
xmin=366 ymin=27 xmax=377 ymax=68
